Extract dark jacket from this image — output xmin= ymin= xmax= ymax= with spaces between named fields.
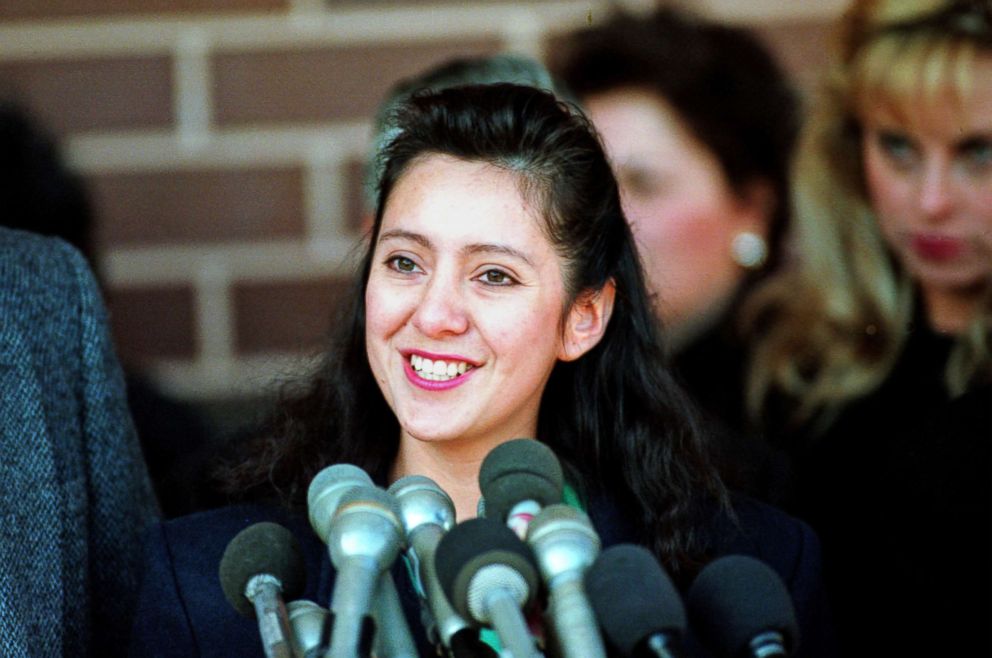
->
xmin=130 ymin=492 xmax=834 ymax=657
xmin=0 ymin=228 xmax=158 ymax=658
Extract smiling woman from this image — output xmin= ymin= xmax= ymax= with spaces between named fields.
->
xmin=128 ymin=84 xmax=834 ymax=657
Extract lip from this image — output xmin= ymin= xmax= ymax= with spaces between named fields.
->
xmin=402 ymin=349 xmax=480 ymax=392
xmin=911 ymin=234 xmax=965 ymax=261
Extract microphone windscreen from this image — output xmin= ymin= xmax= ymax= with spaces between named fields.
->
xmin=219 ymin=522 xmax=307 ymax=618
xmin=584 ymin=544 xmax=685 ymax=656
xmin=687 ymin=555 xmax=799 ymax=656
xmin=434 ymin=517 xmax=540 ymax=622
xmin=478 ymin=438 xmax=563 ymax=522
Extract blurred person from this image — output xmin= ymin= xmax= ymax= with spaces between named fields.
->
xmin=130 ymin=84 xmax=834 ymax=657
xmin=0 ymin=227 xmax=157 ymax=657
xmin=0 ymin=100 xmax=214 ymax=518
xmin=739 ymin=0 xmax=992 ymax=652
xmin=552 ymin=8 xmax=800 ymax=496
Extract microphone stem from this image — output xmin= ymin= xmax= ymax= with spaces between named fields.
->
xmin=411 ymin=524 xmax=470 ymax=647
xmin=246 ymin=575 xmax=295 ymax=658
xmin=485 ymin=590 xmax=543 ymax=658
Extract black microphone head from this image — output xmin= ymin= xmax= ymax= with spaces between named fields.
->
xmin=478 ymin=438 xmax=563 ymax=522
xmin=584 ymin=544 xmax=686 ymax=657
xmin=687 ymin=555 xmax=799 ymax=657
xmin=434 ymin=517 xmax=540 ymax=625
xmin=219 ymin=522 xmax=307 ymax=618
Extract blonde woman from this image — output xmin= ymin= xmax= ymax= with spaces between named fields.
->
xmin=743 ymin=0 xmax=992 ymax=653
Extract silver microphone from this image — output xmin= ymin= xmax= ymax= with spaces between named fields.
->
xmin=388 ymin=474 xmax=469 ymax=649
xmin=526 ymin=504 xmax=607 ymax=658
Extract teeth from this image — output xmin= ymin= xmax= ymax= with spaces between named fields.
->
xmin=410 ymin=354 xmax=473 ymax=381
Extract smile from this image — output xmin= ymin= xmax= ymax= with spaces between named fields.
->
xmin=410 ymin=354 xmax=474 ymax=382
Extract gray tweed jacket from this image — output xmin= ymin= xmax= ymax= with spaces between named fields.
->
xmin=0 ymin=228 xmax=158 ymax=657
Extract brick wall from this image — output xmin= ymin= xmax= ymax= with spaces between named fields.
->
xmin=0 ymin=0 xmax=843 ymax=402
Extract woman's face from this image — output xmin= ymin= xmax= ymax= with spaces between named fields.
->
xmin=365 ymin=154 xmax=572 ymax=455
xmin=584 ymin=87 xmax=769 ymax=341
xmin=861 ymin=54 xmax=992 ymax=325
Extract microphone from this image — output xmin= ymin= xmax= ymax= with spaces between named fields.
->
xmin=479 ymin=438 xmax=563 ymax=538
xmin=286 ymin=600 xmax=330 ymax=658
xmin=321 ymin=485 xmax=406 ymax=658
xmin=584 ymin=544 xmax=685 ymax=658
xmin=219 ymin=522 xmax=307 ymax=658
xmin=435 ymin=517 xmax=544 ymax=658
xmin=308 ymin=463 xmax=376 ymax=541
xmin=307 ymin=465 xmax=416 ymax=658
xmin=387 ymin=474 xmax=471 ymax=649
xmin=686 ymin=555 xmax=799 ymax=658
xmin=525 ymin=504 xmax=607 ymax=658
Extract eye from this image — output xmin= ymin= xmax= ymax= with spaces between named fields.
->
xmin=619 ymin=166 xmax=668 ymax=199
xmin=385 ymin=255 xmax=420 ymax=274
xmin=875 ymin=130 xmax=919 ymax=167
xmin=476 ymin=268 xmax=517 ymax=286
xmin=959 ymin=137 xmax=992 ymax=173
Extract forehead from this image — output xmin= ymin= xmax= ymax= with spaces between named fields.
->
xmin=859 ymin=50 xmax=992 ymax=137
xmin=379 ymin=154 xmax=549 ymax=248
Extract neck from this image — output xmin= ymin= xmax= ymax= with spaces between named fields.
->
xmin=921 ymin=283 xmax=985 ymax=334
xmin=389 ymin=436 xmax=497 ymax=522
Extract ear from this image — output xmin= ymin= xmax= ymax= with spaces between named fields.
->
xmin=558 ymin=280 xmax=616 ymax=362
xmin=732 ymin=178 xmax=776 ymax=238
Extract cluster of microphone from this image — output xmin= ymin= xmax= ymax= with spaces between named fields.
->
xmin=218 ymin=438 xmax=800 ymax=658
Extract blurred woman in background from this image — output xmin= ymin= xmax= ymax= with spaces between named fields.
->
xmin=553 ymin=8 xmax=800 ymax=496
xmin=741 ymin=0 xmax=991 ymax=652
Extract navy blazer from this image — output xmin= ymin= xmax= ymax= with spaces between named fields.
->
xmin=0 ymin=228 xmax=158 ymax=658
xmin=130 ymin=492 xmax=835 ymax=657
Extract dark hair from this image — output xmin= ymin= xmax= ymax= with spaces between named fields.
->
xmin=222 ymin=84 xmax=725 ymax=572
xmin=552 ymin=8 xmax=798 ymax=273
xmin=0 ymin=101 xmax=94 ymax=261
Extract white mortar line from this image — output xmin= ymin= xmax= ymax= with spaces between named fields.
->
xmin=102 ymin=239 xmax=359 ymax=287
xmin=0 ymin=1 xmax=615 ymax=60
xmin=174 ymin=27 xmax=213 ymax=148
xmin=150 ymin=351 xmax=320 ymax=399
xmin=194 ymin=260 xmax=235 ymax=363
xmin=64 ymin=123 xmax=370 ymax=172
xmin=304 ymin=145 xmax=352 ymax=245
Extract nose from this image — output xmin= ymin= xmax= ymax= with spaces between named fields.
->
xmin=918 ymin=159 xmax=955 ymax=221
xmin=411 ymin=270 xmax=469 ymax=338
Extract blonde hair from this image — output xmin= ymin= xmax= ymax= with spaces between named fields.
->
xmin=743 ymin=0 xmax=992 ymax=433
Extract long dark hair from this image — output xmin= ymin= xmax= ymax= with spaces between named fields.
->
xmin=221 ymin=84 xmax=725 ymax=572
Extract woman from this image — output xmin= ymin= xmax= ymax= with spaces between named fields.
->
xmin=742 ymin=0 xmax=992 ymax=652
xmin=129 ymin=85 xmax=831 ymax=656
xmin=552 ymin=9 xmax=799 ymax=496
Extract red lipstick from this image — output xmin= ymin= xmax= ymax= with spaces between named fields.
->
xmin=911 ymin=234 xmax=964 ymax=261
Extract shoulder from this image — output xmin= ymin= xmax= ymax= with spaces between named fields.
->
xmin=707 ymin=494 xmax=836 ymax=657
xmin=131 ymin=504 xmax=330 ymax=658
xmin=0 ymin=227 xmax=99 ymax=339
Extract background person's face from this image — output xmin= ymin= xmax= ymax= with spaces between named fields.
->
xmin=585 ymin=87 xmax=768 ymax=342
xmin=365 ymin=155 xmax=569 ymax=456
xmin=861 ymin=55 xmax=992 ymax=324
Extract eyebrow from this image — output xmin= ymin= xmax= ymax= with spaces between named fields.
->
xmin=377 ymin=228 xmax=535 ymax=267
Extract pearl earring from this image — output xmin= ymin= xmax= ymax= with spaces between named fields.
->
xmin=731 ymin=232 xmax=768 ymax=269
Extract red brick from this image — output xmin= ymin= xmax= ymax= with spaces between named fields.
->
xmin=87 ymin=166 xmax=306 ymax=247
xmin=0 ymin=0 xmax=287 ymax=21
xmin=106 ymin=283 xmax=197 ymax=361
xmin=212 ymin=39 xmax=501 ymax=125
xmin=232 ymin=276 xmax=355 ymax=354
xmin=0 ymin=56 xmax=173 ymax=135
